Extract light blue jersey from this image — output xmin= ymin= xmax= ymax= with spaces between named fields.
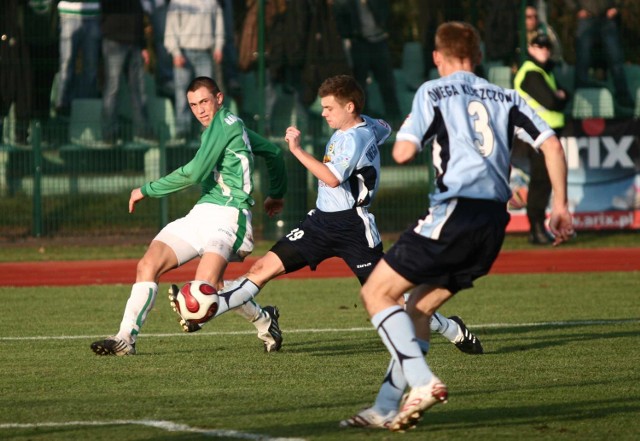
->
xmin=397 ymin=71 xmax=555 ymax=205
xmin=317 ymin=115 xmax=391 ymax=212
xmin=314 ymin=115 xmax=391 ymax=248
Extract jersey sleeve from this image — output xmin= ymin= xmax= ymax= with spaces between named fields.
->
xmin=141 ymin=123 xmax=228 ymax=198
xmin=396 ymin=83 xmax=435 ymax=152
xmin=361 ymin=115 xmax=392 ymax=145
xmin=247 ymin=129 xmax=288 ymax=199
xmin=325 ymin=133 xmax=359 ymax=183
xmin=511 ymin=92 xmax=556 ymax=150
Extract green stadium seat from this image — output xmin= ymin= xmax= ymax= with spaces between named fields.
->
xmin=269 ymin=86 xmax=309 ymax=135
xmin=365 ymin=79 xmax=386 ymax=118
xmin=67 ymin=98 xmax=106 ymax=148
xmin=117 ymin=72 xmax=158 ymax=121
xmin=571 ymin=87 xmax=615 ymax=119
xmin=147 ymin=96 xmax=182 ymax=146
xmin=238 ymin=71 xmax=260 ymax=120
xmin=400 ymin=41 xmax=425 ymax=90
xmin=552 ymin=62 xmax=575 ymax=95
xmin=488 ymin=66 xmax=513 ymax=88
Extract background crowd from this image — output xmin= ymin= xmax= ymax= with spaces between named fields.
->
xmin=1 ymin=0 xmax=639 ymax=149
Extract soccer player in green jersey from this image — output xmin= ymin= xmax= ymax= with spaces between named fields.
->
xmin=91 ymin=76 xmax=287 ymax=356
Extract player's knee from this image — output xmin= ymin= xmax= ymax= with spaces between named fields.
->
xmin=246 ymin=252 xmax=285 ymax=286
xmin=136 ymin=256 xmax=163 ymax=281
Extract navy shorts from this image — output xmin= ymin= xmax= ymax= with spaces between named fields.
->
xmin=270 ymin=208 xmax=384 ymax=282
xmin=383 ymin=198 xmax=510 ymax=293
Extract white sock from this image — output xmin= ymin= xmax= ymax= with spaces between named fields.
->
xmin=372 ymin=305 xmax=433 ymax=388
xmin=234 ymin=299 xmax=262 ymax=323
xmin=250 ymin=305 xmax=273 ymax=333
xmin=430 ymin=312 xmax=461 ymax=343
xmin=215 ymin=277 xmax=260 ymax=318
xmin=117 ymin=281 xmax=157 ymax=344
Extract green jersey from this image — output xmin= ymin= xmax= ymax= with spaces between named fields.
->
xmin=141 ymin=106 xmax=286 ymax=208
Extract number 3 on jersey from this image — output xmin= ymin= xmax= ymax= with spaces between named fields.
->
xmin=468 ymin=101 xmax=494 ymax=157
xmin=286 ymin=228 xmax=305 ymax=241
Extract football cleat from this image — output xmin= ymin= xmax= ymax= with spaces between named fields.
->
xmin=339 ymin=407 xmax=396 ymax=429
xmin=90 ymin=336 xmax=136 ymax=356
xmin=389 ymin=376 xmax=448 ymax=432
xmin=449 ymin=316 xmax=484 ymax=354
xmin=168 ymin=284 xmax=202 ymax=333
xmin=257 ymin=306 xmax=283 ymax=352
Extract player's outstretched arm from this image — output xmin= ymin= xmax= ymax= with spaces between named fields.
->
xmin=392 ymin=140 xmax=419 ymax=164
xmin=129 ymin=188 xmax=145 ymax=213
xmin=539 ymin=136 xmax=574 ymax=245
xmin=285 ymin=126 xmax=340 ymax=187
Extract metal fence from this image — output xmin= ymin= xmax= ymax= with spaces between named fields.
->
xmin=0 ymin=109 xmax=431 ymax=241
xmin=3 ymin=60 xmax=637 ymax=241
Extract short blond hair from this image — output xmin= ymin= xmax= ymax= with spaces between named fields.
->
xmin=435 ymin=22 xmax=482 ymax=67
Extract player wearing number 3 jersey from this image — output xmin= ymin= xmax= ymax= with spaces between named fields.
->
xmin=351 ymin=22 xmax=574 ymax=431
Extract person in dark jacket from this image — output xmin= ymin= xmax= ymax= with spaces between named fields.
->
xmin=0 ymin=0 xmax=33 ymax=146
xmin=100 ymin=0 xmax=156 ymax=146
xmin=332 ymin=0 xmax=402 ymax=127
xmin=514 ymin=33 xmax=568 ymax=244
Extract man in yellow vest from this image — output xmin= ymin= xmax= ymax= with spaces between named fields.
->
xmin=514 ymin=33 xmax=568 ymax=244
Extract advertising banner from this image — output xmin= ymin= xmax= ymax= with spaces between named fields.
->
xmin=508 ymin=118 xmax=640 ymax=231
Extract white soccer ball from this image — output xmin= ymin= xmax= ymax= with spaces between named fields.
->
xmin=175 ymin=281 xmax=219 ymax=324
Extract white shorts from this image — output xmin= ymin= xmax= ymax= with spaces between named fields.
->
xmin=154 ymin=203 xmax=254 ymax=265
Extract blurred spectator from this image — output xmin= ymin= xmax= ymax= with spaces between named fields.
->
xmin=100 ymin=0 xmax=156 ymax=146
xmin=218 ymin=0 xmax=242 ymax=102
xmin=483 ymin=0 xmax=519 ymax=68
xmin=142 ymin=0 xmax=175 ymax=100
xmin=564 ymin=0 xmax=634 ymax=111
xmin=417 ymin=0 xmax=464 ymax=75
xmin=514 ymin=33 xmax=568 ymax=244
xmin=24 ymin=0 xmax=59 ymax=141
xmin=269 ymin=0 xmax=309 ymax=92
xmin=164 ymin=0 xmax=224 ymax=139
xmin=0 ymin=0 xmax=33 ymax=147
xmin=523 ymin=2 xmax=563 ymax=63
xmin=55 ymin=0 xmax=102 ymax=117
xmin=332 ymin=0 xmax=402 ymax=126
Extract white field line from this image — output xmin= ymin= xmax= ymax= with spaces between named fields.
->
xmin=0 ymin=318 xmax=638 ymax=342
xmin=0 ymin=419 xmax=306 ymax=440
xmin=1 ymin=319 xmax=638 ymax=438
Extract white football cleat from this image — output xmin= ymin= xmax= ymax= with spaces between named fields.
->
xmin=339 ymin=407 xmax=396 ymax=429
xmin=256 ymin=306 xmax=282 ymax=352
xmin=389 ymin=376 xmax=448 ymax=432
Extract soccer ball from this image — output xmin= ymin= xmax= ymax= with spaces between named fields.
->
xmin=175 ymin=281 xmax=219 ymax=324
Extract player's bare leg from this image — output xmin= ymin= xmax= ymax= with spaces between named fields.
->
xmin=92 ymin=241 xmax=179 ymax=356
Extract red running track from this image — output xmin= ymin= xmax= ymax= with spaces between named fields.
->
xmin=1 ymin=247 xmax=639 ymax=287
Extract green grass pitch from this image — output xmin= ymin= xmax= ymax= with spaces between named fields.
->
xmin=1 ymin=273 xmax=639 ymax=440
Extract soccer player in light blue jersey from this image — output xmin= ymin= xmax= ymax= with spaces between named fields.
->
xmin=170 ymin=75 xmax=484 ymax=358
xmin=351 ymin=22 xmax=574 ymax=432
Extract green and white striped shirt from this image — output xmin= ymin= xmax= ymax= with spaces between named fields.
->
xmin=141 ymin=106 xmax=287 ymax=209
xmin=57 ymin=1 xmax=100 ymax=17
